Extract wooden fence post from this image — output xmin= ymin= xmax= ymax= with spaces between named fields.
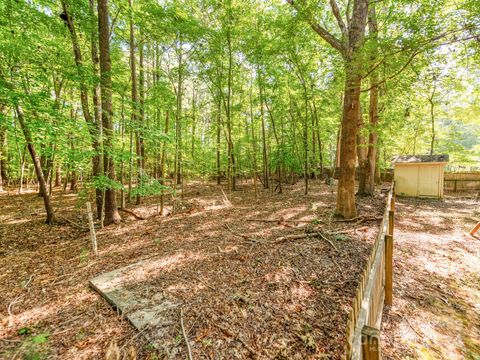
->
xmin=388 ymin=210 xmax=394 ymax=236
xmin=86 ymin=201 xmax=98 ymax=256
xmin=362 ymin=326 xmax=381 ymax=360
xmin=384 ymin=234 xmax=393 ymax=305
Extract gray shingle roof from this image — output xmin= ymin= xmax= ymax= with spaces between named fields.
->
xmin=392 ymin=154 xmax=449 ymax=163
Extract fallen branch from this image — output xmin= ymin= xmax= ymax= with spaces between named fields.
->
xmin=7 ymin=294 xmax=25 ymax=327
xmin=225 ymin=224 xmax=264 ymax=244
xmin=333 ymin=216 xmax=382 ymax=223
xmin=273 ymin=232 xmax=338 ymax=251
xmin=247 ymin=218 xmax=317 ymax=224
xmin=121 ymin=208 xmax=147 ymax=220
xmin=326 ymin=226 xmax=369 ymax=235
xmin=23 ymin=274 xmax=34 ymax=289
xmin=59 ymin=216 xmax=88 ymax=231
xmin=180 ymin=309 xmax=193 ymax=360
xmin=221 ymin=189 xmax=232 ymax=207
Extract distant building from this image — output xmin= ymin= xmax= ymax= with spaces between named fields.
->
xmin=392 ymin=155 xmax=449 ymax=198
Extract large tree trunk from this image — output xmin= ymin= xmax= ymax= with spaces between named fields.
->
xmin=98 ymin=0 xmax=121 ymax=225
xmin=0 ymin=106 xmax=6 ymax=191
xmin=365 ymin=81 xmax=378 ymax=195
xmin=88 ymin=0 xmax=104 ymax=218
xmin=216 ymin=98 xmax=221 ymax=185
xmin=137 ymin=38 xmax=145 ymax=204
xmin=128 ymin=0 xmax=140 ymax=205
xmin=356 ymin=125 xmax=368 ymax=195
xmin=89 ymin=0 xmax=103 ymax=218
xmin=64 ymin=0 xmax=104 ymax=217
xmin=364 ymin=5 xmax=379 ymax=196
xmin=16 ymin=105 xmax=56 ymax=224
xmin=336 ymin=65 xmax=362 ymax=219
xmin=429 ymin=96 xmax=435 ymax=155
xmin=257 ymin=67 xmax=269 ymax=189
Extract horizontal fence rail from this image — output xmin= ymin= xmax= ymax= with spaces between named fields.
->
xmin=344 ymin=183 xmax=395 ymax=360
xmin=444 ymin=171 xmax=480 ymax=192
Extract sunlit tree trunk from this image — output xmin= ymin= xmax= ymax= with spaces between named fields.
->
xmin=88 ymin=0 xmax=104 ymax=218
xmin=249 ymin=85 xmax=258 ymax=198
xmin=160 ymin=111 xmax=169 ymax=215
xmin=257 ymin=67 xmax=269 ymax=189
xmin=364 ymin=5 xmax=379 ymax=196
xmin=0 ymin=106 xmax=6 ymax=192
xmin=98 ymin=0 xmax=121 ymax=225
xmin=16 ymin=105 xmax=55 ymax=224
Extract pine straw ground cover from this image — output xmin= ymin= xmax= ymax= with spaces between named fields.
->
xmin=381 ymin=194 xmax=480 ymax=360
xmin=0 ymin=180 xmax=386 ymax=359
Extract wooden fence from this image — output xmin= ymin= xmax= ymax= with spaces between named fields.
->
xmin=444 ymin=171 xmax=480 ymax=192
xmin=344 ymin=183 xmax=395 ymax=360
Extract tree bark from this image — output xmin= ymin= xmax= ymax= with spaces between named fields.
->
xmin=287 ymin=0 xmax=369 ymax=218
xmin=89 ymin=0 xmax=104 ymax=218
xmin=64 ymin=0 xmax=104 ymax=216
xmin=356 ymin=121 xmax=368 ymax=195
xmin=98 ymin=0 xmax=121 ymax=225
xmin=16 ymin=105 xmax=56 ymax=224
xmin=0 ymin=106 xmax=6 ymax=191
xmin=429 ymin=96 xmax=435 ymax=155
xmin=364 ymin=5 xmax=379 ymax=196
xmin=336 ymin=64 xmax=362 ymax=218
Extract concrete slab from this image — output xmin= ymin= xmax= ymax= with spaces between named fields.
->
xmin=89 ymin=258 xmax=181 ymax=345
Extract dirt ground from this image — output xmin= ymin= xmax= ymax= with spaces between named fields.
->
xmin=381 ymin=194 xmax=480 ymax=359
xmin=0 ymin=180 xmax=386 ymax=360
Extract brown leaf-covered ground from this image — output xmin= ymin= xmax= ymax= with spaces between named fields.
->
xmin=0 ymin=180 xmax=387 ymax=359
xmin=382 ymin=194 xmax=480 ymax=359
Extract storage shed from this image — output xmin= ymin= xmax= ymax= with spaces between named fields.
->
xmin=393 ymin=155 xmax=449 ymax=198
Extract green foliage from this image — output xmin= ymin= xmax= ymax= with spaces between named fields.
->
xmin=0 ymin=0 xmax=478 ymax=197
xmin=131 ymin=175 xmax=173 ymax=197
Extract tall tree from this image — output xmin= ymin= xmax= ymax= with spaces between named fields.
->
xmin=98 ymin=0 xmax=121 ymax=225
xmin=16 ymin=104 xmax=56 ymax=223
xmin=288 ymin=0 xmax=369 ymax=218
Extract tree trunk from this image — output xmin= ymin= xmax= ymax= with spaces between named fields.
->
xmin=98 ymin=0 xmax=121 ymax=225
xmin=356 ymin=116 xmax=368 ymax=195
xmin=258 ymin=68 xmax=269 ymax=189
xmin=89 ymin=0 xmax=104 ymax=218
xmin=65 ymin=0 xmax=104 ymax=217
xmin=0 ymin=107 xmax=6 ymax=191
xmin=429 ymin=97 xmax=435 ymax=155
xmin=216 ymin=98 xmax=221 ymax=185
xmin=128 ymin=0 xmax=140 ymax=205
xmin=336 ymin=65 xmax=362 ymax=219
xmin=160 ymin=110 xmax=169 ymax=215
xmin=364 ymin=5 xmax=379 ymax=196
xmin=249 ymin=85 xmax=258 ymax=198
xmin=16 ymin=105 xmax=56 ymax=224
xmin=137 ymin=35 xmax=145 ymax=205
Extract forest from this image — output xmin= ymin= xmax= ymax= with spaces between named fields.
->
xmin=0 ymin=0 xmax=479 ymax=359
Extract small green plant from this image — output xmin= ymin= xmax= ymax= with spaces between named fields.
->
xmin=20 ymin=332 xmax=50 ymax=360
xmin=18 ymin=327 xmax=32 ymax=336
xmin=31 ymin=334 xmax=49 ymax=344
xmin=335 ymin=234 xmax=350 ymax=241
xmin=202 ymin=338 xmax=213 ymax=346
xmin=79 ymin=248 xmax=89 ymax=262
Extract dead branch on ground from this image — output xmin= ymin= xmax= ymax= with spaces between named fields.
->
xmin=180 ymin=309 xmax=193 ymax=360
xmin=121 ymin=208 xmax=147 ymax=220
xmin=273 ymin=232 xmax=338 ymax=251
xmin=225 ymin=224 xmax=264 ymax=244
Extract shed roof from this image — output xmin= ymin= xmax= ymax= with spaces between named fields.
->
xmin=392 ymin=154 xmax=449 ymax=163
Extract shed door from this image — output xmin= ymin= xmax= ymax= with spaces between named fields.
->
xmin=418 ymin=165 xmax=440 ymax=197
